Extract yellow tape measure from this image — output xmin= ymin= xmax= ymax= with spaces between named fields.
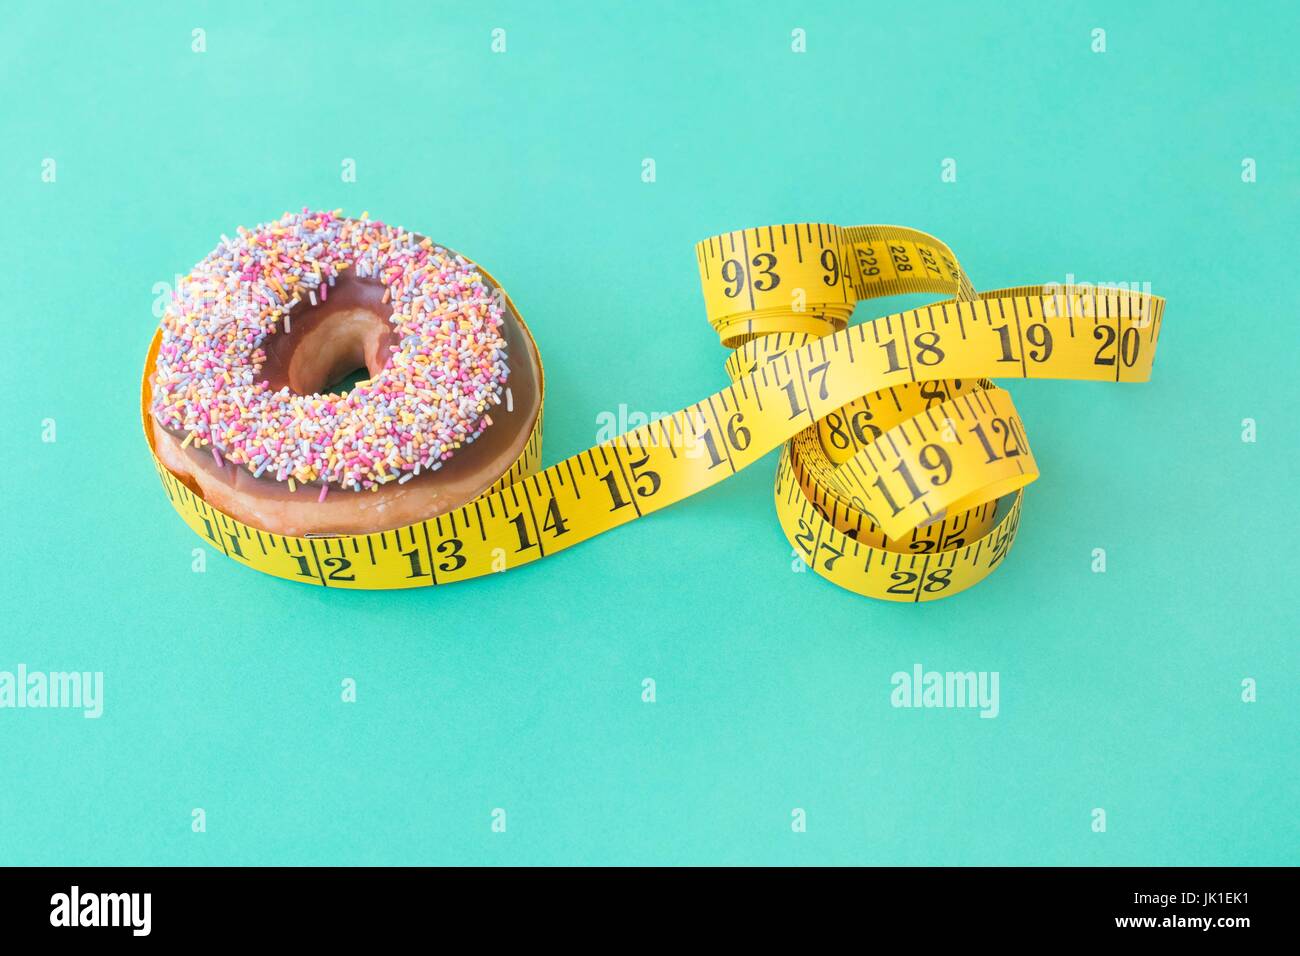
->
xmin=141 ymin=222 xmax=1163 ymax=600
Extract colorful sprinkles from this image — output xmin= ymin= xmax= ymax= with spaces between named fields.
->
xmin=151 ymin=209 xmax=510 ymax=492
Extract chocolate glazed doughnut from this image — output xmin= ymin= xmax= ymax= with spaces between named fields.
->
xmin=150 ymin=212 xmax=542 ymax=537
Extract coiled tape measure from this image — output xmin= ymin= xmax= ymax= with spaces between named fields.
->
xmin=141 ymin=222 xmax=1164 ymax=601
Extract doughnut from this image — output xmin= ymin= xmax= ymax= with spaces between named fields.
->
xmin=149 ymin=209 xmax=542 ymax=537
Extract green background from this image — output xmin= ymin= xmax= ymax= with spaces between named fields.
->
xmin=2 ymin=0 xmax=1296 ymax=865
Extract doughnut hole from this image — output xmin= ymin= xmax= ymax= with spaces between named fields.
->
xmin=259 ymin=274 xmax=400 ymax=397
xmin=285 ymin=310 xmax=389 ymax=395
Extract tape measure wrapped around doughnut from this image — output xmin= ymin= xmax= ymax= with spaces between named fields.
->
xmin=142 ymin=216 xmax=1164 ymax=600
